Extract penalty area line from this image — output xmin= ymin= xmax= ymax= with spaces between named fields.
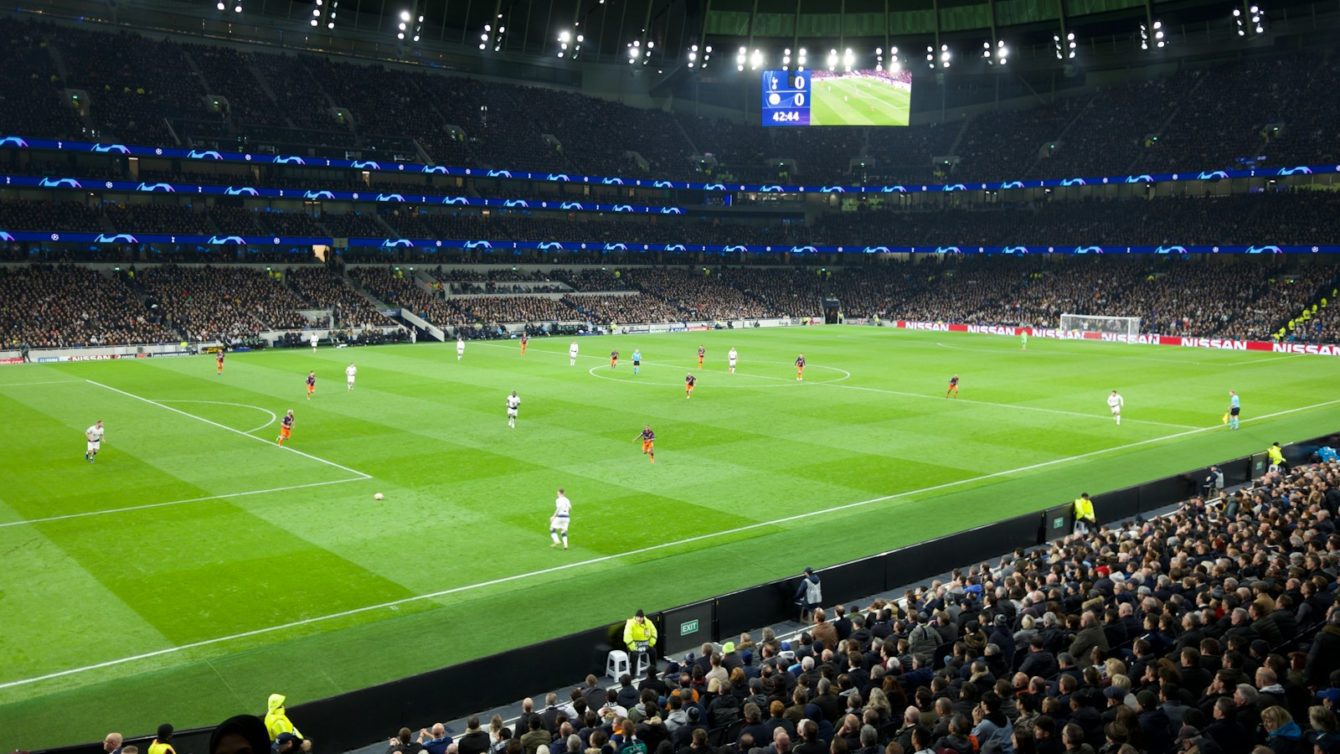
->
xmin=3 ymin=396 xmax=1336 ymax=691
xmin=0 ymin=478 xmax=366 ymax=529
xmin=85 ymin=380 xmax=371 ymax=480
xmin=156 ymin=399 xmax=277 ymax=434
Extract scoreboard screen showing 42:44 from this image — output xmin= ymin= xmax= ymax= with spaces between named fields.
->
xmin=760 ymin=68 xmax=913 ymax=127
xmin=761 ymin=70 xmax=812 ymax=127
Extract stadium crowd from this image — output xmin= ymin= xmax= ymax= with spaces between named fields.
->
xmin=562 ymin=293 xmax=686 ymax=325
xmin=348 ymin=266 xmax=457 ymax=325
xmin=619 ymin=269 xmax=781 ymax=321
xmin=2 ymin=17 xmax=1338 ymax=186
xmin=0 ymin=265 xmax=176 ymax=348
xmin=1 ymin=258 xmax=1337 ymax=348
xmin=136 ymin=266 xmax=309 ymax=342
xmin=445 ymin=296 xmax=577 ymax=327
xmin=1285 ymin=290 xmax=1340 ymax=344
xmin=284 ymin=266 xmax=391 ymax=328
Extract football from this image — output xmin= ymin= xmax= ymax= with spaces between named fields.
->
xmin=373 ymin=492 xmax=384 ymax=501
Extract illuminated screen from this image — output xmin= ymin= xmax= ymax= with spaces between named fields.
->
xmin=761 ymin=69 xmax=912 ymax=127
xmin=761 ymin=70 xmax=811 ymax=126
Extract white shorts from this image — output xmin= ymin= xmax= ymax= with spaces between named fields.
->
xmin=87 ymin=441 xmax=101 ymax=453
xmin=347 ymin=377 xmax=356 ymax=385
xmin=507 ymin=408 xmax=518 ymax=418
xmin=550 ymin=516 xmax=569 ymax=533
xmin=729 ymin=359 xmax=737 ymax=367
xmin=1110 ymin=406 xmax=1121 ymax=415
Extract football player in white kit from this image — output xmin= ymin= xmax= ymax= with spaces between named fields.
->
xmin=550 ymin=488 xmax=571 ymax=549
xmin=507 ymin=390 xmax=521 ymax=428
xmin=456 ymin=335 xmax=465 ymax=361
xmin=84 ymin=420 xmax=105 ymax=463
xmin=728 ymin=347 xmax=738 ymax=374
xmin=345 ymin=362 xmax=357 ymax=391
xmin=310 ymin=332 xmax=319 ymax=352
xmin=1107 ymin=390 xmax=1124 ymax=425
xmin=568 ymin=341 xmax=579 ymax=366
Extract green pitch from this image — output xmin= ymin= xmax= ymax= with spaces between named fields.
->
xmin=811 ymin=77 xmax=911 ymax=126
xmin=2 ymin=326 xmax=1339 ymax=748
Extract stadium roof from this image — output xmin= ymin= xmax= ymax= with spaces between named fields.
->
xmin=115 ymin=0 xmax=1330 ymax=70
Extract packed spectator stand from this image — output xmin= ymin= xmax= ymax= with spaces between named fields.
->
xmin=1 ymin=17 xmax=1338 ymax=186
xmin=135 ymin=265 xmax=310 ymax=341
xmin=285 ymin=266 xmax=392 ymax=329
xmin=0 ymin=264 xmax=177 ymax=348
xmin=2 ymin=258 xmax=1338 ymax=349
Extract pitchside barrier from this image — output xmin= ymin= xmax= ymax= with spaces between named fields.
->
xmin=889 ymin=321 xmax=1340 ymax=357
xmin=32 ymin=434 xmax=1337 ymax=754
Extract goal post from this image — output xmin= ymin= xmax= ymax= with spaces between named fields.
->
xmin=1059 ymin=313 xmax=1142 ymax=337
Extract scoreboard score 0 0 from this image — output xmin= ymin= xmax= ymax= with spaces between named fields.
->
xmin=761 ymin=70 xmax=811 ymax=127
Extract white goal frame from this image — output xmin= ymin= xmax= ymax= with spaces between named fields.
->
xmin=1059 ymin=313 xmax=1142 ymax=337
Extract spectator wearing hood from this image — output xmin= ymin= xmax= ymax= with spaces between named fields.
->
xmin=264 ymin=694 xmax=311 ymax=751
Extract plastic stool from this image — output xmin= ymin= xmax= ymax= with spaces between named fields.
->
xmin=606 ymin=650 xmax=631 ymax=680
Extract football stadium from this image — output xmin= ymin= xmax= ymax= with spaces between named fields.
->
xmin=1 ymin=0 xmax=1340 ymax=752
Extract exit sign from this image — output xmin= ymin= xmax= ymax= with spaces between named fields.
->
xmin=680 ymin=619 xmax=699 ymax=636
xmin=1052 ymin=515 xmax=1067 ymax=529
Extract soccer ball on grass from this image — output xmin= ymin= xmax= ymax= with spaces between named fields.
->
xmin=373 ymin=492 xmax=385 ymax=501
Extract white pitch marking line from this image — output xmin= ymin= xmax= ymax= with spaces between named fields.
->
xmin=85 ymin=380 xmax=371 ymax=480
xmin=0 ymin=380 xmax=84 ymax=387
xmin=4 ymin=395 xmax=1337 ymax=691
xmin=156 ymin=399 xmax=277 ymax=434
xmin=0 ymin=478 xmax=365 ymax=530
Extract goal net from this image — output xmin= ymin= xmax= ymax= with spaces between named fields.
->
xmin=1059 ymin=313 xmax=1142 ymax=337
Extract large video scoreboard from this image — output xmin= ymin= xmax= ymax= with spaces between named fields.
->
xmin=759 ymin=69 xmax=913 ymax=127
